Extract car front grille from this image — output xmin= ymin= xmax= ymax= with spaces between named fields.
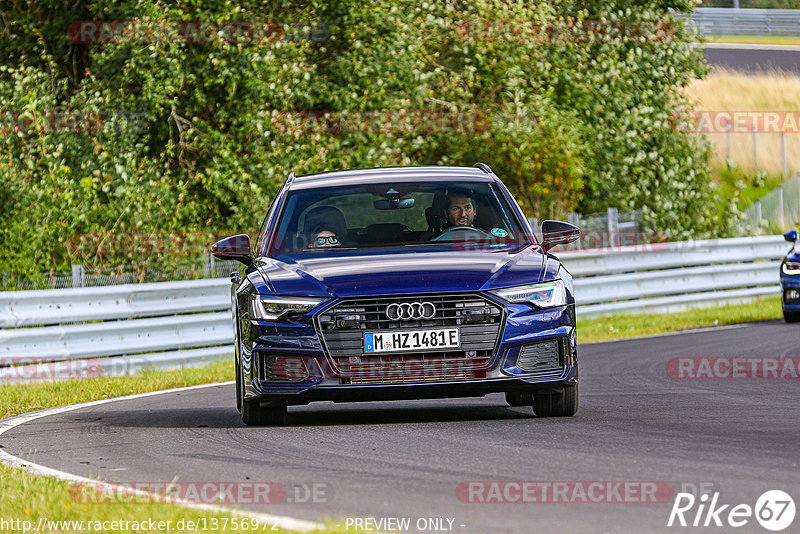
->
xmin=316 ymin=293 xmax=504 ymax=381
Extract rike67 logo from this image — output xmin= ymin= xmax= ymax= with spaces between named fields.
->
xmin=668 ymin=490 xmax=795 ymax=531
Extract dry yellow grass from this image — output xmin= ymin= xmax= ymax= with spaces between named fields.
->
xmin=685 ymin=68 xmax=800 ymax=175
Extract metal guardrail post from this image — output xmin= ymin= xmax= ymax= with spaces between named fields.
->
xmin=726 ymin=119 xmax=731 ymax=159
xmin=567 ymin=212 xmax=579 ymax=227
xmin=782 ymin=133 xmax=787 ymax=176
xmin=756 ymin=201 xmax=762 ymax=229
xmin=71 ymin=265 xmax=84 ymax=288
xmin=607 ymin=207 xmax=619 ymax=248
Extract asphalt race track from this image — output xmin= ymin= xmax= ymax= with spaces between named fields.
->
xmin=2 ymin=321 xmax=799 ymax=533
xmin=704 ymin=43 xmax=800 ymax=73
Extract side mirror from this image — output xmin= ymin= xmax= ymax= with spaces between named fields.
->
xmin=784 ymin=230 xmax=798 ymax=243
xmin=211 ymin=234 xmax=253 ymax=265
xmin=541 ymin=220 xmax=580 ymax=252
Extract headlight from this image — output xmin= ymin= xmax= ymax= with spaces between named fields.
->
xmin=783 ymin=262 xmax=800 ymax=275
xmin=491 ymin=280 xmax=567 ymax=309
xmin=250 ymin=296 xmax=326 ymax=320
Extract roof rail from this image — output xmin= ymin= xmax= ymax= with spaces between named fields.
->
xmin=285 ymin=171 xmax=296 ymax=186
xmin=473 ymin=162 xmax=493 ymax=174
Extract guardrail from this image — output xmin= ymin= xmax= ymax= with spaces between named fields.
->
xmin=0 ymin=279 xmax=234 ymax=382
xmin=689 ymin=8 xmax=800 ymax=36
xmin=559 ymin=235 xmax=787 ymax=316
xmin=0 ymin=235 xmax=791 ymax=381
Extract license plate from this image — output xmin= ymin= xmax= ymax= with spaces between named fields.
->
xmin=364 ymin=328 xmax=460 ymax=353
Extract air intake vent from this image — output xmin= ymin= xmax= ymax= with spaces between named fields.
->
xmin=255 ymin=353 xmax=309 ymax=382
xmin=516 ymin=340 xmax=562 ymax=373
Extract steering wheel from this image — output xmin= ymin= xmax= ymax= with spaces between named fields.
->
xmin=431 ymin=225 xmax=493 ymax=242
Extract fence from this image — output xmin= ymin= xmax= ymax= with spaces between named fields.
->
xmin=0 ymin=235 xmax=792 ymax=381
xmin=529 ymin=208 xmax=648 ymax=251
xmin=705 ymin=126 xmax=796 ymax=177
xmin=740 ymin=174 xmax=800 ymax=234
xmin=0 ymin=257 xmax=239 ymax=291
xmin=689 ymin=8 xmax=800 ymax=35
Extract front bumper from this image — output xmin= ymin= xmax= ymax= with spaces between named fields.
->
xmin=239 ymin=298 xmax=578 ymax=407
xmin=249 ymin=368 xmax=577 ymax=407
xmin=781 ymin=273 xmax=800 ymax=311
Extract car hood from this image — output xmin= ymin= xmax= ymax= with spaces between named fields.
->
xmin=254 ymin=247 xmax=551 ymax=297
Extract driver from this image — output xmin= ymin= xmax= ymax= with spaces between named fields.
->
xmin=443 ymin=191 xmax=477 ymax=228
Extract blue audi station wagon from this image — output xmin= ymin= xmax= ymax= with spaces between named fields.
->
xmin=212 ymin=164 xmax=581 ymax=425
xmin=781 ymin=229 xmax=800 ymax=323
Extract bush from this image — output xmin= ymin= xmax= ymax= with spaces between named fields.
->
xmin=1 ymin=0 xmax=715 ymax=277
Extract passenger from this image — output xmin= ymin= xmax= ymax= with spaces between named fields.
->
xmin=308 ymin=225 xmax=341 ymax=249
xmin=302 ymin=205 xmax=347 ymax=249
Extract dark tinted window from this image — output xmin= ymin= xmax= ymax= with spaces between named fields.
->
xmin=267 ymin=181 xmax=530 ymax=257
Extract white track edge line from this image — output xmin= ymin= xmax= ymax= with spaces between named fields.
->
xmin=0 ymin=381 xmax=323 ymax=533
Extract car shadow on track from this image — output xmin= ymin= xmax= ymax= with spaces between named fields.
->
xmin=284 ymin=404 xmax=535 ymax=427
xmin=93 ymin=403 xmax=537 ymax=429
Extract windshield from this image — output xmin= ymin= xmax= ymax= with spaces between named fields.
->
xmin=264 ymin=180 xmax=531 ymax=257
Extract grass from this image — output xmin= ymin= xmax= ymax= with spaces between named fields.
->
xmin=712 ymin=162 xmax=784 ymax=210
xmin=0 ymin=299 xmax=785 ymax=530
xmin=0 ymin=461 xmax=363 ymax=533
xmin=577 ymin=294 xmax=783 ymax=343
xmin=0 ymin=358 xmax=234 ymax=420
xmin=684 ymin=68 xmax=800 ymax=176
xmin=706 ymin=160 xmax=792 ymax=231
xmin=703 ymin=34 xmax=800 ymax=46
xmin=0 ymin=465 xmax=308 ymax=534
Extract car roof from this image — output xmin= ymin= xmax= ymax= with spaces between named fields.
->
xmin=288 ymin=166 xmax=496 ymax=190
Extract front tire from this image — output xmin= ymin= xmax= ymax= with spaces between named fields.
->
xmin=784 ymin=309 xmax=800 ymax=323
xmin=238 ymin=358 xmax=287 ymax=426
xmin=242 ymin=400 xmax=287 ymax=426
xmin=533 ymin=384 xmax=578 ymax=417
xmin=505 ymin=391 xmax=533 ymax=406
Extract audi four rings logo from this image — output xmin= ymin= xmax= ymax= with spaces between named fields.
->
xmin=386 ymin=302 xmax=437 ymax=321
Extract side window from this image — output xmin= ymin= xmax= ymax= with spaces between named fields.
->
xmin=257 ymin=192 xmax=283 ymax=256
